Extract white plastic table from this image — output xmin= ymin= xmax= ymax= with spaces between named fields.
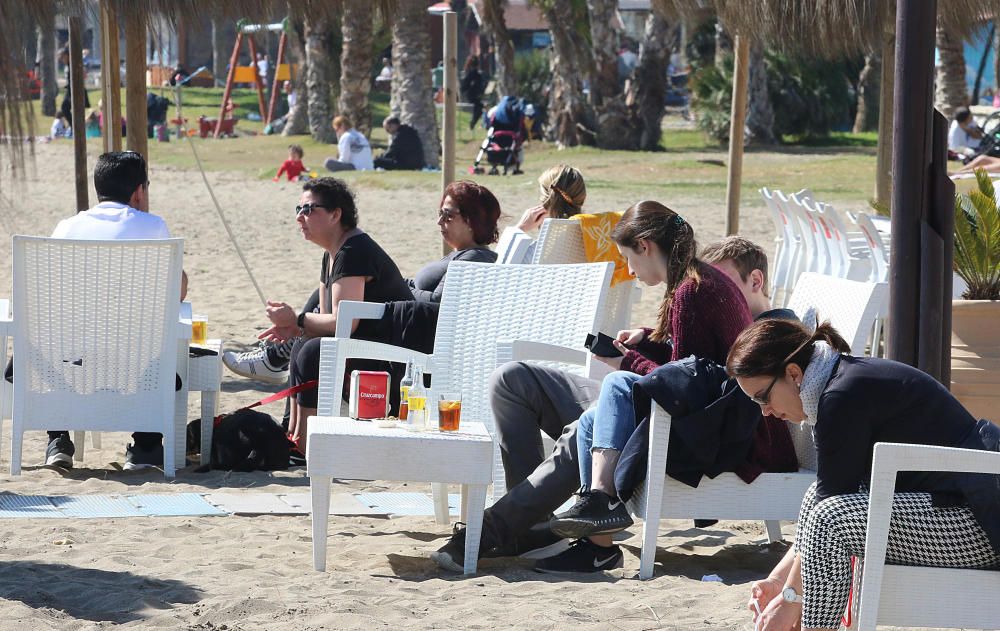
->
xmin=183 ymin=338 xmax=224 ymax=467
xmin=307 ymin=416 xmax=493 ymax=575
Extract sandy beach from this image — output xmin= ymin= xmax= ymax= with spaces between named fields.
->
xmin=0 ymin=139 xmax=936 ymax=630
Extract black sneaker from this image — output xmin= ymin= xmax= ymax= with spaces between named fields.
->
xmin=45 ymin=435 xmax=75 ymax=468
xmin=124 ymin=443 xmax=164 ymax=471
xmin=549 ymin=490 xmax=634 ymax=539
xmin=534 ymin=538 xmax=623 ymax=574
xmin=431 ymin=518 xmax=571 ymax=572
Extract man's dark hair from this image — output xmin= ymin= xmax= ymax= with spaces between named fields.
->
xmin=955 ymin=107 xmax=972 ymax=124
xmin=383 ymin=116 xmax=401 ymax=127
xmin=302 ymin=177 xmax=358 ymax=229
xmin=94 ymin=151 xmax=148 ymax=204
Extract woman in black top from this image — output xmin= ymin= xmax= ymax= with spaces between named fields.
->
xmin=727 ymin=319 xmax=1000 ymax=631
xmin=408 ymin=180 xmax=500 ymax=302
xmin=460 ymin=56 xmax=485 ymax=131
xmin=261 ymin=178 xmax=412 ymax=449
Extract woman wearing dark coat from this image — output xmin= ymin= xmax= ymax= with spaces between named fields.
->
xmin=730 ymin=318 xmax=1000 ymax=631
xmin=460 ymin=56 xmax=485 ymax=131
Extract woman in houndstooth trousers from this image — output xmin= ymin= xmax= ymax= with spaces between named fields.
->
xmin=726 ymin=318 xmax=1000 ymax=631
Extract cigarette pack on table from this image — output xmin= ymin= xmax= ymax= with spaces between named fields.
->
xmin=349 ymin=370 xmax=390 ymax=419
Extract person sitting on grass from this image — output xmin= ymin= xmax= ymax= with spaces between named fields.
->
xmin=734 ymin=319 xmax=1000 ymax=631
xmin=274 ymin=144 xmax=308 ymax=182
xmin=432 ymin=202 xmax=755 ymax=574
xmin=324 ymin=115 xmax=373 ymax=172
xmin=373 ymin=116 xmax=424 ymax=171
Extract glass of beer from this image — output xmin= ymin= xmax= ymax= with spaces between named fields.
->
xmin=192 ymin=314 xmax=208 ymax=345
xmin=438 ymin=393 xmax=462 ymax=432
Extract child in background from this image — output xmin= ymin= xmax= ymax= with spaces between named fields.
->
xmin=50 ymin=112 xmax=70 ymax=139
xmin=274 ymin=144 xmax=308 ymax=182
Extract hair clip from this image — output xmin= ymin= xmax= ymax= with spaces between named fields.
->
xmin=550 ymin=185 xmax=575 ymax=205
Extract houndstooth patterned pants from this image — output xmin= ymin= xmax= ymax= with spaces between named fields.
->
xmin=793 ymin=482 xmax=1000 ymax=629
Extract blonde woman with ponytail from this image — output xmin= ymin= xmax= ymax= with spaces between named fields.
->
xmin=498 ymin=164 xmax=587 ymax=264
xmin=729 ymin=319 xmax=1000 ymax=631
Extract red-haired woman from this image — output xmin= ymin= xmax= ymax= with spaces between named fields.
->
xmin=407 ymin=180 xmax=501 ymax=302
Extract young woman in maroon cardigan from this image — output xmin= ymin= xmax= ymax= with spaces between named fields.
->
xmin=538 ymin=200 xmax=753 ymax=573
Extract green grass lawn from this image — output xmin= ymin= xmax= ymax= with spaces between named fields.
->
xmin=27 ymin=86 xmax=880 ymax=212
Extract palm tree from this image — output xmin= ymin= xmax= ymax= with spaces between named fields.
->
xmin=586 ymin=0 xmax=634 ymax=148
xmin=392 ymin=0 xmax=440 ymax=168
xmin=338 ymin=1 xmax=373 ymax=136
xmin=853 ymin=51 xmax=880 ymax=133
xmin=630 ymin=11 xmax=671 ymax=150
xmin=539 ymin=0 xmax=595 ymax=146
xmin=480 ymin=0 xmax=516 ymax=97
xmin=37 ymin=10 xmax=56 ymax=117
xmin=746 ymin=41 xmax=775 ymax=144
xmin=305 ymin=13 xmax=337 ymax=144
xmin=283 ymin=14 xmax=310 ymax=136
xmin=935 ymin=22 xmax=968 ymax=119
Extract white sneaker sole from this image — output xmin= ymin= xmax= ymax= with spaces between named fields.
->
xmin=45 ymin=453 xmax=73 ymax=468
xmin=430 ymin=550 xmax=465 ymax=573
xmin=123 ymin=462 xmax=160 ymax=471
xmin=222 ymin=355 xmax=289 ymax=385
xmin=518 ymin=538 xmax=572 ymax=560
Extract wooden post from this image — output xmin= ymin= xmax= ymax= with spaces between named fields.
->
xmin=100 ymin=0 xmax=122 ymax=152
xmin=266 ymin=31 xmax=288 ymax=125
xmin=246 ymin=35 xmax=268 ymax=121
xmin=68 ymin=16 xmax=89 ymax=212
xmin=216 ymin=33 xmax=242 ymax=138
xmin=889 ymin=0 xmax=937 ymax=369
xmin=875 ymin=29 xmax=895 ymax=208
xmin=441 ymin=12 xmax=458 ymax=256
xmin=124 ymin=6 xmax=148 ymax=161
xmin=725 ymin=34 xmax=750 ymax=236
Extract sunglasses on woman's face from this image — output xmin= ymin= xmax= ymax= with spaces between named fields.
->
xmin=438 ymin=208 xmax=459 ymax=221
xmin=750 ymin=373 xmax=782 ymax=406
xmin=295 ymin=203 xmax=328 ymax=217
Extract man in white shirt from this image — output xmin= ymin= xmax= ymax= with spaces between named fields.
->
xmin=948 ymin=107 xmax=984 ymax=157
xmin=324 ymin=115 xmax=374 ymax=172
xmin=46 ymin=151 xmax=187 ymax=470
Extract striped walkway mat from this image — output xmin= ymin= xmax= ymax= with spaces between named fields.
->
xmin=0 ymin=493 xmax=226 ymax=519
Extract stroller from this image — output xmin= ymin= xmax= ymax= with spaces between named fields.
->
xmin=470 ymin=96 xmax=526 ymax=175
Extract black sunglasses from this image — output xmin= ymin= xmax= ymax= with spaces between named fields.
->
xmin=750 ymin=373 xmax=782 ymax=406
xmin=295 ymin=203 xmax=328 ymax=217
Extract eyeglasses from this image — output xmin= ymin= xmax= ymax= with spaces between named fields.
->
xmin=295 ymin=203 xmax=327 ymax=217
xmin=750 ymin=373 xmax=782 ymax=406
xmin=438 ymin=208 xmax=459 ymax=221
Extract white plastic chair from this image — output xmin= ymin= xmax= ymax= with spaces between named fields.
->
xmin=317 ymin=261 xmax=614 ymax=506
xmin=631 ymin=272 xmax=889 ymax=579
xmin=0 ymin=237 xmax=189 ymax=477
xmin=853 ymin=442 xmax=1000 ymax=630
xmin=854 ymin=212 xmax=890 ymax=283
xmin=772 ymin=190 xmax=820 ymax=303
xmin=531 ymin=218 xmax=640 ymax=337
xmin=760 ymin=187 xmax=801 ymax=308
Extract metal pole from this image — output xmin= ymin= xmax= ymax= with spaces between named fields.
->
xmin=266 ymin=31 xmax=288 ymax=125
xmin=725 ymin=34 xmax=749 ymax=236
xmin=68 ymin=16 xmax=89 ymax=212
xmin=442 ymin=11 xmax=458 ymax=256
xmin=124 ymin=6 xmax=148 ymax=161
xmin=889 ymin=0 xmax=936 ymax=368
xmin=216 ymin=33 xmax=242 ymax=138
xmin=246 ymin=36 xmax=268 ymax=121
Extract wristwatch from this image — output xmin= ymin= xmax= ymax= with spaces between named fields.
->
xmin=782 ymin=586 xmax=803 ymax=604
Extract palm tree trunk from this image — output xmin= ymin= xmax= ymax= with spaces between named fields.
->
xmin=37 ymin=12 xmax=57 ymax=117
xmin=480 ymin=0 xmax=516 ymax=97
xmin=587 ymin=0 xmax=633 ymax=149
xmin=211 ymin=19 xmax=226 ymax=87
xmin=631 ymin=11 xmax=670 ymax=151
xmin=393 ymin=0 xmax=440 ymax=168
xmin=853 ymin=52 xmax=880 ymax=133
xmin=338 ymin=1 xmax=373 ymax=136
xmin=935 ymin=23 xmax=968 ymax=119
xmin=305 ymin=14 xmax=336 ymax=144
xmin=283 ymin=16 xmax=309 ymax=136
xmin=745 ymin=41 xmax=775 ymax=144
xmin=542 ymin=0 xmax=594 ymax=146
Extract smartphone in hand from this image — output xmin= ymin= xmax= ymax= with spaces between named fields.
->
xmin=584 ymin=332 xmax=624 ymax=358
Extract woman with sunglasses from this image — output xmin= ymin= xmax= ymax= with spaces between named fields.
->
xmin=261 ymin=177 xmax=413 ymax=450
xmin=728 ymin=318 xmax=1000 ymax=631
xmin=407 ymin=180 xmax=500 ymax=303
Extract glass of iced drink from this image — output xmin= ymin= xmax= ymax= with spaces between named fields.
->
xmin=437 ymin=393 xmax=462 ymax=431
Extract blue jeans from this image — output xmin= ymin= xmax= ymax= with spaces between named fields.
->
xmin=576 ymin=371 xmax=642 ymax=490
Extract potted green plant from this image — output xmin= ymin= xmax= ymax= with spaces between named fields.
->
xmin=951 ymin=168 xmax=1000 ymax=420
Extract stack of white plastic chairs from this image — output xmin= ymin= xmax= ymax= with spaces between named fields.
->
xmin=761 ymin=187 xmax=890 ymax=308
